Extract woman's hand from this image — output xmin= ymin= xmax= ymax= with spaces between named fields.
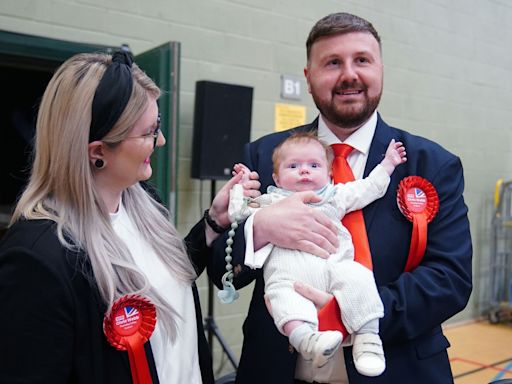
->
xmin=205 ymin=167 xmax=261 ymax=245
xmin=252 ymin=191 xmax=339 ymax=258
xmin=232 ymin=163 xmax=261 ymax=199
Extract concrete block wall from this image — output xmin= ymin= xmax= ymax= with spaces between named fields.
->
xmin=2 ymin=0 xmax=512 ymax=377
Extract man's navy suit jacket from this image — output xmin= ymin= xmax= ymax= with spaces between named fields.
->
xmin=211 ymin=114 xmax=472 ymax=384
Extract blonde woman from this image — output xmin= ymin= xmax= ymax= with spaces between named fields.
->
xmin=0 ymin=51 xmax=258 ymax=383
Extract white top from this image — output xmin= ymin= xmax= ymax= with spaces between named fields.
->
xmin=111 ymin=203 xmax=202 ymax=384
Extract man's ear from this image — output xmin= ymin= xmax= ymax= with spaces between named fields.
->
xmin=88 ymin=141 xmax=105 ymax=166
xmin=304 ymin=67 xmax=312 ymax=94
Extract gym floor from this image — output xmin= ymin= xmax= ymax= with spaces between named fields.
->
xmin=446 ymin=320 xmax=512 ymax=383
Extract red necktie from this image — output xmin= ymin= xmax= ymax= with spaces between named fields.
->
xmin=331 ymin=144 xmax=373 ymax=270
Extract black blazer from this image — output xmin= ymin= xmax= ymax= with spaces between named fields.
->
xmin=210 ymin=114 xmax=472 ymax=384
xmin=0 ymin=216 xmax=214 ymax=384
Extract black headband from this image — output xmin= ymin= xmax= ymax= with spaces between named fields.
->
xmin=89 ymin=50 xmax=134 ymax=142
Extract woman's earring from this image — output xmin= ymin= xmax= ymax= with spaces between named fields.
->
xmin=95 ymin=159 xmax=104 ymax=169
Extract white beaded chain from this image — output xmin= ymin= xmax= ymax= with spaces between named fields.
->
xmin=217 ymin=179 xmax=257 ymax=304
xmin=217 ymin=219 xmax=240 ymax=304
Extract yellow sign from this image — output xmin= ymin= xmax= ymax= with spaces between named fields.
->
xmin=274 ymin=103 xmax=306 ymax=132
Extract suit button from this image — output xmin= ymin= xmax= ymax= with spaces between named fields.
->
xmin=288 ymin=344 xmax=295 ymax=354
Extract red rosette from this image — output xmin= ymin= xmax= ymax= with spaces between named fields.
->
xmin=396 ymin=176 xmax=439 ymax=272
xmin=103 ymin=295 xmax=157 ymax=384
xmin=397 ymin=176 xmax=439 ymax=223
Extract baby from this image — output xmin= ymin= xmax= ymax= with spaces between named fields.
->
xmin=228 ymin=132 xmax=406 ymax=376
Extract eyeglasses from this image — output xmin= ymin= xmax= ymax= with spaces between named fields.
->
xmin=125 ymin=113 xmax=161 ymax=148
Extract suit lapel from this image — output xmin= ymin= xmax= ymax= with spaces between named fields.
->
xmin=363 ymin=115 xmax=394 ymax=232
xmin=300 ymin=118 xmax=318 ymax=134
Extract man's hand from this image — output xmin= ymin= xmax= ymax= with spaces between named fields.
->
xmin=294 ymin=281 xmax=333 ymax=310
xmin=265 ymin=281 xmax=334 ymax=317
xmin=253 ymin=191 xmax=339 ymax=258
xmin=294 ymin=282 xmax=350 ymax=342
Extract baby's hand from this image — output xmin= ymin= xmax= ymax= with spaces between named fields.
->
xmin=387 ymin=139 xmax=407 ymax=166
xmin=381 ymin=139 xmax=407 ymax=175
xmin=233 ymin=163 xmax=251 ymax=184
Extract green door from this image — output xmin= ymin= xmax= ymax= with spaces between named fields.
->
xmin=0 ymin=31 xmax=118 ymax=233
xmin=135 ymin=43 xmax=180 ymax=221
xmin=0 ymin=31 xmax=180 ymax=226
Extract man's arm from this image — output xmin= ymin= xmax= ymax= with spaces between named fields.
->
xmin=378 ymin=156 xmax=472 ymax=343
xmin=318 ymin=155 xmax=472 ymax=343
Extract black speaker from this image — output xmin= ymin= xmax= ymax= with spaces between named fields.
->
xmin=191 ymin=81 xmax=253 ymax=180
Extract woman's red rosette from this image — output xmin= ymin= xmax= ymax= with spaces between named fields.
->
xmin=103 ymin=295 xmax=157 ymax=384
xmin=397 ymin=176 xmax=439 ymax=272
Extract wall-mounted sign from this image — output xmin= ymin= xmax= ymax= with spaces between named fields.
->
xmin=274 ymin=103 xmax=306 ymax=132
xmin=281 ymin=75 xmax=302 ymax=100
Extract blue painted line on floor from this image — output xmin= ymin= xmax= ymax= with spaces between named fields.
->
xmin=491 ymin=361 xmax=512 ymax=381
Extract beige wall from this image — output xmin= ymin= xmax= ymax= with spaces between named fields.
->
xmin=2 ymin=0 xmax=512 ymax=377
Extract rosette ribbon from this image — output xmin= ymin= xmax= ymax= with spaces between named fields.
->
xmin=103 ymin=295 xmax=157 ymax=384
xmin=397 ymin=176 xmax=439 ymax=272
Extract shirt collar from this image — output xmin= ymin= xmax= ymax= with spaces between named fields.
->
xmin=317 ymin=111 xmax=377 ymax=156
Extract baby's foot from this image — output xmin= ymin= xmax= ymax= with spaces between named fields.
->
xmin=352 ymin=333 xmax=385 ymax=377
xmin=299 ymin=330 xmax=343 ymax=368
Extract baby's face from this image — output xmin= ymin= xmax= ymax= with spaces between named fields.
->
xmin=273 ymin=141 xmax=331 ymax=192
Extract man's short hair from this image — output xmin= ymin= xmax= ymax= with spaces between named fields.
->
xmin=306 ymin=12 xmax=381 ymax=61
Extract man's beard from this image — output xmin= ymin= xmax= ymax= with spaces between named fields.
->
xmin=312 ymin=84 xmax=381 ymax=129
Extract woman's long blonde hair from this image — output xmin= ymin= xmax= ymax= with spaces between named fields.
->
xmin=12 ymin=52 xmax=196 ymax=340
